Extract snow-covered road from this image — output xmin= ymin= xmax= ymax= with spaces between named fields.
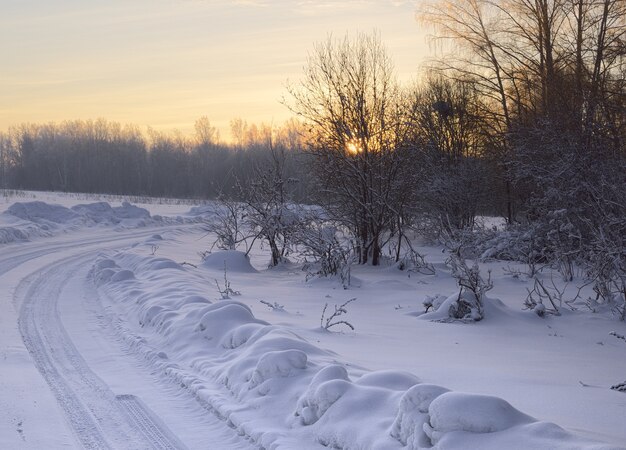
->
xmin=1 ymin=227 xmax=253 ymax=449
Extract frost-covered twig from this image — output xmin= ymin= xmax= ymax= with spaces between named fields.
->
xmin=260 ymin=300 xmax=285 ymax=312
xmin=204 ymin=196 xmax=254 ymax=253
xmin=524 ymin=278 xmax=561 ymax=316
xmin=524 ymin=275 xmax=582 ymax=316
xmin=401 ymin=248 xmax=436 ymax=276
xmin=610 ymin=331 xmax=626 ymax=344
xmin=609 ymin=332 xmax=626 ymax=392
xmin=320 ymin=298 xmax=356 ymax=331
xmin=215 ymin=264 xmax=240 ymax=299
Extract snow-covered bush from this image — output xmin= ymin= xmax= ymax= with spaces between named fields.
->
xmin=296 ymin=221 xmax=354 ymax=286
xmin=445 ymin=247 xmax=493 ymax=321
xmin=582 ymin=210 xmax=626 ymax=320
xmin=422 ymin=294 xmax=448 ymax=313
xmin=609 ymin=332 xmax=626 ymax=392
xmin=396 ymin=246 xmax=435 ymax=275
xmin=204 ymin=196 xmax=252 ymax=252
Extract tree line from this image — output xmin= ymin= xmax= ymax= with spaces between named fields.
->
xmin=0 ymin=118 xmax=313 ymax=202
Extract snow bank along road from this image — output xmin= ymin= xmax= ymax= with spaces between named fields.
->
xmin=1 ymin=227 xmax=253 ymax=449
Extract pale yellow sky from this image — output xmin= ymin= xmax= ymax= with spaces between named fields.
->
xmin=0 ymin=0 xmax=430 ymax=141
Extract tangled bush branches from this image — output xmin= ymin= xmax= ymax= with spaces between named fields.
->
xmin=297 ymin=220 xmax=354 ymax=287
xmin=446 ymin=247 xmax=493 ymax=321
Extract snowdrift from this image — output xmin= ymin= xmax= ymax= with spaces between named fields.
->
xmin=90 ymin=246 xmax=617 ymax=450
xmin=201 ymin=250 xmax=258 ymax=273
xmin=0 ymin=200 xmax=204 ymax=244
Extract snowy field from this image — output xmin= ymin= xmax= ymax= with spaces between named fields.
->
xmin=1 ymin=190 xmax=625 ymax=449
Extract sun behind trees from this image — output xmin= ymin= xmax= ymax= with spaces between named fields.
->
xmin=286 ymin=33 xmax=415 ymax=266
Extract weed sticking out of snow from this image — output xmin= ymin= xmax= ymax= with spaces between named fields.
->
xmin=320 ymin=298 xmax=356 ymax=331
xmin=260 ymin=300 xmax=286 ymax=312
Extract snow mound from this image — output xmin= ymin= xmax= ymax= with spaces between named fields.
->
xmin=391 ymin=384 xmax=450 ymax=447
xmin=356 ymin=370 xmax=420 ymax=391
xmin=221 ymin=322 xmax=268 ymax=349
xmin=426 ymin=392 xmax=534 ymax=436
xmin=0 ymin=226 xmax=31 ymax=244
xmin=110 ymin=201 xmax=151 ymax=220
xmin=70 ymin=201 xmax=150 ymax=224
xmin=201 ymin=250 xmax=257 ymax=273
xmin=70 ymin=202 xmax=119 ymax=223
xmin=421 ymin=391 xmax=611 ymax=450
xmin=6 ymin=200 xmax=149 ymax=226
xmin=146 ymin=258 xmax=183 ymax=271
xmin=110 ymin=269 xmax=135 ymax=282
xmin=294 ymin=364 xmax=351 ymax=425
xmin=7 ymin=201 xmax=79 ymax=224
xmin=249 ymin=349 xmax=308 ymax=389
xmin=196 ymin=301 xmax=268 ymax=343
xmin=0 ymin=200 xmax=194 ymax=246
xmin=186 ymin=204 xmax=219 ymax=216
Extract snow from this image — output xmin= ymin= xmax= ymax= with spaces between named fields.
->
xmin=201 ymin=250 xmax=258 ymax=273
xmin=0 ymin=191 xmax=625 ymax=449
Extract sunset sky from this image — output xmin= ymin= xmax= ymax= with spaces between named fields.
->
xmin=1 ymin=0 xmax=429 ymax=141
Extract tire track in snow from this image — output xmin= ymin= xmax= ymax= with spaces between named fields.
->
xmin=0 ymin=226 xmax=185 ymax=280
xmin=93 ymin=273 xmax=261 ymax=450
xmin=7 ymin=227 xmax=255 ymax=449
xmin=18 ymin=253 xmax=187 ymax=449
xmin=6 ymin=229 xmax=256 ymax=449
xmin=116 ymin=395 xmax=182 ymax=450
xmin=95 ymin=297 xmax=263 ymax=450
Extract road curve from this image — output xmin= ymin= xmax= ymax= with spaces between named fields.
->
xmin=0 ymin=227 xmax=254 ymax=449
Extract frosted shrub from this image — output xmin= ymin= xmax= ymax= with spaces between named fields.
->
xmin=422 ymin=294 xmax=447 ymax=313
xmin=298 ymin=222 xmax=354 ymax=288
xmin=583 ymin=217 xmax=626 ymax=321
xmin=205 ymin=197 xmax=252 ymax=252
xmin=523 ymin=276 xmax=581 ymax=317
xmin=260 ymin=300 xmax=285 ymax=312
xmin=396 ymin=247 xmax=435 ymax=276
xmin=585 ymin=258 xmax=626 ymax=321
xmin=446 ymin=247 xmax=492 ymax=321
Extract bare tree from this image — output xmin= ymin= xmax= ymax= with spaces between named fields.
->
xmin=287 ymin=32 xmax=415 ymax=265
xmin=407 ymin=77 xmax=491 ymax=233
